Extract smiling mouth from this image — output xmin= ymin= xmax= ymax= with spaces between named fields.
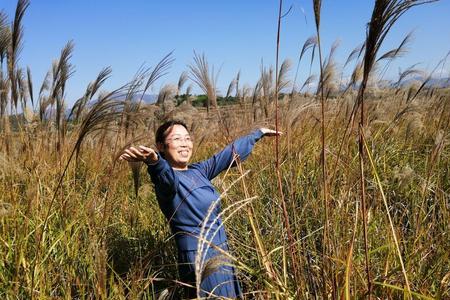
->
xmin=179 ymin=150 xmax=190 ymax=156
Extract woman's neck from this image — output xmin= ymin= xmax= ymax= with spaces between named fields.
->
xmin=172 ymin=166 xmax=188 ymax=170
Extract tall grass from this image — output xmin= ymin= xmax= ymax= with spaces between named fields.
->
xmin=1 ymin=0 xmax=448 ymax=299
xmin=1 ymin=88 xmax=449 ymax=299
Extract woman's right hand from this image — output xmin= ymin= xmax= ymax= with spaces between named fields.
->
xmin=120 ymin=145 xmax=159 ymax=164
xmin=259 ymin=128 xmax=283 ymax=136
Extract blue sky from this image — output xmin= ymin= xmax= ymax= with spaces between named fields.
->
xmin=2 ymin=0 xmax=449 ymax=105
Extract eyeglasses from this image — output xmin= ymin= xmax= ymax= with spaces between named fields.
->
xmin=166 ymin=135 xmax=193 ymax=145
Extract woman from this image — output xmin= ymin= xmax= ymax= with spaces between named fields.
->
xmin=120 ymin=120 xmax=280 ymax=299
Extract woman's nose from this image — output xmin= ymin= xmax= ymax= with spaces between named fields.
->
xmin=181 ymin=137 xmax=192 ymax=146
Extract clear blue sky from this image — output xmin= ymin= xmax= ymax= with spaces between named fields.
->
xmin=2 ymin=0 xmax=449 ymax=105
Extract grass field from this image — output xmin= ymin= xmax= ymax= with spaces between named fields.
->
xmin=1 ymin=0 xmax=449 ymax=299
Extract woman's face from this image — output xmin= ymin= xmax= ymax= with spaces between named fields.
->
xmin=159 ymin=124 xmax=193 ymax=170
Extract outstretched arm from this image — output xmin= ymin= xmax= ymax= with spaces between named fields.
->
xmin=197 ymin=128 xmax=281 ymax=180
xmin=120 ymin=146 xmax=178 ymax=197
xmin=120 ymin=145 xmax=158 ymax=164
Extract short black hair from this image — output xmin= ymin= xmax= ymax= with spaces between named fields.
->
xmin=155 ymin=119 xmax=189 ymax=145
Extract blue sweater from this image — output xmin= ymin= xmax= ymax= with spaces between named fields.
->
xmin=147 ymin=129 xmax=264 ymax=251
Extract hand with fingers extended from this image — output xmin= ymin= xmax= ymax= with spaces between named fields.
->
xmin=259 ymin=127 xmax=283 ymax=136
xmin=120 ymin=145 xmax=159 ymax=165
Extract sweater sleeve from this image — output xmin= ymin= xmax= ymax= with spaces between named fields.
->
xmin=196 ymin=129 xmax=264 ymax=180
xmin=146 ymin=155 xmax=178 ymax=198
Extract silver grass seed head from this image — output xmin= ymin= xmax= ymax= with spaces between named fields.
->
xmin=23 ymin=106 xmax=35 ymax=123
xmin=434 ymin=129 xmax=445 ymax=146
xmin=0 ymin=202 xmax=13 ymax=217
xmin=406 ymin=118 xmax=424 ymax=139
xmin=157 ymin=289 xmax=171 ymax=300
xmin=200 ymin=254 xmax=229 ymax=282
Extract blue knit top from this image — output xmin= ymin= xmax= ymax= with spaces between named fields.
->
xmin=147 ymin=129 xmax=264 ymax=251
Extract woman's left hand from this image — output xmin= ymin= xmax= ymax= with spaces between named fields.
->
xmin=260 ymin=128 xmax=283 ymax=136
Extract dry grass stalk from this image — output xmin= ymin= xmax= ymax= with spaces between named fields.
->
xmin=276 ymin=59 xmax=292 ymax=95
xmin=225 ymin=77 xmax=237 ymax=99
xmin=26 ymin=66 xmax=33 ymax=107
xmin=121 ymin=66 xmax=150 ymax=139
xmin=37 ymin=70 xmax=51 ymax=121
xmin=139 ymin=52 xmax=174 ymax=106
xmin=234 ymin=161 xmax=284 ymax=293
xmin=394 ymin=63 xmax=424 ymax=88
xmin=188 ymin=51 xmax=218 ymax=110
xmin=176 ymin=71 xmax=188 ymax=98
xmin=299 ymin=74 xmax=317 ymax=93
xmin=343 ymin=61 xmax=363 ymax=95
xmin=313 ymin=0 xmax=321 ymax=31
xmin=128 ymin=161 xmax=142 ymax=198
xmin=259 ymin=63 xmax=273 ymax=118
xmin=344 ymin=200 xmax=359 ymax=300
xmin=318 ymin=40 xmax=340 ymax=96
xmin=184 ymin=84 xmax=192 ymax=105
xmin=156 ymin=84 xmax=176 ymax=107
xmin=0 ymin=71 xmax=9 ymax=119
xmin=16 ymin=67 xmax=27 ymax=111
xmin=292 ymin=35 xmax=317 ymax=95
xmin=378 ymin=31 xmax=415 ymax=80
xmin=188 ymin=52 xmax=232 ymax=140
xmin=361 ymin=129 xmax=412 ymax=298
xmin=6 ymin=0 xmax=29 ymax=112
xmin=343 ymin=42 xmax=365 ymax=70
xmin=234 ymin=70 xmax=241 ymax=100
xmin=378 ymin=31 xmax=413 ymax=63
xmin=0 ymin=11 xmax=10 ymax=65
xmin=355 ymin=1 xmax=438 ymax=297
xmin=68 ymin=67 xmax=112 ymax=123
xmin=194 ymin=168 xmax=281 ymax=297
xmin=51 ymin=41 xmax=75 ymax=151
xmin=274 ymin=1 xmax=304 ymax=297
xmin=313 ymin=0 xmax=334 ymax=297
xmin=0 ymin=13 xmax=10 ymax=123
xmin=405 ymin=55 xmax=448 ymax=102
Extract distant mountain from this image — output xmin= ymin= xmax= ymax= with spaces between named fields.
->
xmin=427 ymin=77 xmax=450 ymax=88
xmin=135 ymin=94 xmax=158 ymax=104
xmin=397 ymin=76 xmax=450 ymax=88
xmin=107 ymin=93 xmax=157 ymax=104
xmin=92 ymin=93 xmax=158 ymax=105
xmin=63 ymin=94 xmax=158 ymax=120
